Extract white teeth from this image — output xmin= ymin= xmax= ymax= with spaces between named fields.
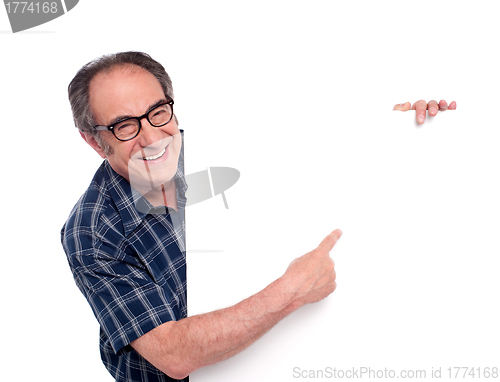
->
xmin=144 ymin=147 xmax=166 ymax=161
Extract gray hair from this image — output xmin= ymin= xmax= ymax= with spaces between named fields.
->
xmin=68 ymin=51 xmax=175 ymax=152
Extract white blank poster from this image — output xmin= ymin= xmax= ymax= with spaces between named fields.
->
xmin=187 ymin=110 xmax=500 ymax=381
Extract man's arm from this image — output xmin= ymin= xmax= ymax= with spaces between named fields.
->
xmin=393 ymin=99 xmax=457 ymax=124
xmin=131 ymin=229 xmax=343 ymax=380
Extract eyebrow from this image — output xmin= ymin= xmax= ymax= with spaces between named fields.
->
xmin=108 ymin=99 xmax=169 ymax=126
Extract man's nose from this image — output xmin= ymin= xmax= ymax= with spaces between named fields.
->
xmin=137 ymin=118 xmax=162 ymax=148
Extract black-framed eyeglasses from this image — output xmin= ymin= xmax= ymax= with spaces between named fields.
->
xmin=94 ymin=100 xmax=174 ymax=141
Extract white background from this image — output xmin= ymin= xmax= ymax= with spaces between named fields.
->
xmin=1 ymin=1 xmax=499 ymax=381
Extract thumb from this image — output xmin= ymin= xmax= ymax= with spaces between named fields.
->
xmin=393 ymin=102 xmax=411 ymax=111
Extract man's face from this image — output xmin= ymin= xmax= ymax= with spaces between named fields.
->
xmin=89 ymin=65 xmax=181 ymax=193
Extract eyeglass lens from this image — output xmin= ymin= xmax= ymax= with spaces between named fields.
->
xmin=114 ymin=104 xmax=172 ymax=140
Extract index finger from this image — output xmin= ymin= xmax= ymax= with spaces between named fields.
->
xmin=411 ymin=100 xmax=427 ymax=124
xmin=317 ymin=229 xmax=343 ymax=253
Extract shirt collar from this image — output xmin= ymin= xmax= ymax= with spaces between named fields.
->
xmin=104 ymin=130 xmax=188 ymax=237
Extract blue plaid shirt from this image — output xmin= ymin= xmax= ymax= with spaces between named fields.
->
xmin=61 ymin=135 xmax=188 ymax=382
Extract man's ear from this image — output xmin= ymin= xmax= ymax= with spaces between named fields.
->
xmin=80 ymin=131 xmax=107 ymax=159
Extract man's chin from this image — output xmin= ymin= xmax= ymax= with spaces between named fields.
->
xmin=128 ymin=164 xmax=178 ymax=194
xmin=128 ymin=142 xmax=180 ymax=194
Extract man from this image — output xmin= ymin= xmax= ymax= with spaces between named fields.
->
xmin=61 ymin=51 xmax=342 ymax=382
xmin=61 ymin=51 xmax=452 ymax=382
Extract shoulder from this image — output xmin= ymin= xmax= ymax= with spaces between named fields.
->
xmin=65 ymin=162 xmax=110 ymax=225
xmin=61 ymin=162 xmax=116 ymax=256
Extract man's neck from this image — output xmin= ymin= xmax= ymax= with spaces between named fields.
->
xmin=142 ymin=179 xmax=178 ymax=211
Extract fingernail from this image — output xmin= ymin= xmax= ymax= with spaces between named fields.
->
xmin=418 ymin=115 xmax=425 ymax=124
xmin=429 ymin=107 xmax=438 ymax=115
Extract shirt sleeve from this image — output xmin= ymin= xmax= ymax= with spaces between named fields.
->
xmin=63 ymin=222 xmax=180 ymax=355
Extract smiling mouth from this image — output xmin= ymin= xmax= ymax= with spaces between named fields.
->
xmin=143 ymin=146 xmax=167 ymax=161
